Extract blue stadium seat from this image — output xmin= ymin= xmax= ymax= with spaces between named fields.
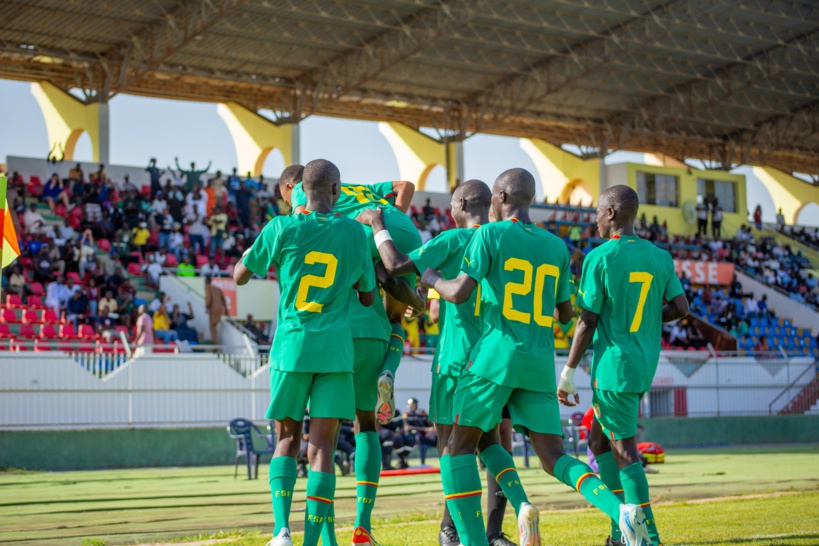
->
xmin=762 ymin=326 xmax=771 ymax=336
xmin=760 ymin=317 xmax=770 ymax=327
xmin=750 ymin=317 xmax=759 ymax=327
xmin=784 ymin=319 xmax=792 ymax=327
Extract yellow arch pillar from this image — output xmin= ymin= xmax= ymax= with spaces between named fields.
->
xmin=752 ymin=167 xmax=819 ymax=225
xmin=31 ymin=82 xmax=109 ymax=163
xmin=217 ymin=102 xmax=298 ymax=177
xmin=378 ymin=122 xmax=461 ymax=191
xmin=520 ymin=138 xmax=601 ymax=204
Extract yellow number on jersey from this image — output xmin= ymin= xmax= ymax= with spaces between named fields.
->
xmin=295 ymin=251 xmax=338 ymax=313
xmin=341 ymin=185 xmax=389 ymax=205
xmin=628 ymin=271 xmax=653 ymax=332
xmin=502 ymin=258 xmax=560 ymax=326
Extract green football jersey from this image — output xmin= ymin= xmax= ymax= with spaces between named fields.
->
xmin=291 ymin=181 xmax=397 ymax=217
xmin=461 ymin=219 xmax=572 ymax=392
xmin=577 ymin=234 xmax=685 ymax=393
xmin=348 ymin=289 xmax=390 ymax=342
xmin=242 ymin=210 xmax=376 ymax=373
xmin=409 ymin=227 xmax=482 ymax=375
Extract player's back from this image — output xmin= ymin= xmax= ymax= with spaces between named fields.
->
xmin=463 ymin=220 xmax=572 ymax=392
xmin=292 ymin=182 xmax=398 ymax=217
xmin=263 ymin=211 xmax=372 ymax=372
xmin=579 ymin=235 xmax=682 ymax=393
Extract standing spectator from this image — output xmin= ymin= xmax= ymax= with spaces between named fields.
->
xmin=174 ymin=158 xmax=212 ymax=192
xmin=207 ymin=205 xmax=228 ymax=258
xmin=148 ymin=292 xmax=169 ymax=314
xmin=152 ymin=305 xmax=179 ymax=344
xmin=204 ymin=275 xmax=227 ymax=345
xmin=775 ymin=208 xmax=785 ymax=231
xmin=186 ymin=186 xmax=208 ymax=218
xmin=187 ymin=213 xmax=207 ymax=256
xmin=69 ymin=163 xmax=84 ymax=182
xmin=207 ymin=170 xmax=226 ymax=210
xmin=142 ymin=254 xmax=164 ymax=287
xmin=711 ymin=199 xmax=723 ymax=239
xmin=753 ymin=204 xmax=763 ymax=230
xmin=157 ymin=210 xmax=174 ymax=251
xmin=169 ymin=223 xmax=185 ymax=261
xmin=418 ymin=223 xmax=432 ymax=244
xmin=568 ymin=221 xmax=582 ymax=246
xmin=226 ymin=168 xmax=241 ymax=204
xmin=170 ymin=303 xmax=199 ymax=343
xmin=696 ymin=199 xmax=709 ymax=236
xmin=422 ymin=198 xmax=434 ymax=220
xmin=235 ymin=179 xmax=252 ymax=228
xmin=135 ymin=305 xmax=154 ymax=347
xmin=165 ymin=182 xmax=186 ymax=223
xmin=131 ymin=222 xmax=150 ymax=257
xmin=146 ymin=158 xmax=164 ymax=199
xmin=151 ymin=191 xmax=168 ymax=222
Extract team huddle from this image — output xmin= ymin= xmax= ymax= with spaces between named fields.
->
xmin=234 ymin=160 xmax=689 ymax=546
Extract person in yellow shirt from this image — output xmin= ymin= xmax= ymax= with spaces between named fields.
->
xmin=152 ymin=305 xmax=179 ymax=344
xmin=131 ymin=222 xmax=151 ymax=258
xmin=402 ymin=313 xmax=420 ymax=351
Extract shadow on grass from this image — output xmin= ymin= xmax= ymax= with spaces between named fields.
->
xmin=679 ymin=533 xmax=819 ymax=544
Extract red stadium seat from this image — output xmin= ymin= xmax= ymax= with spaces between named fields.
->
xmin=5 ymin=294 xmax=23 ymax=308
xmin=1 ymin=309 xmax=21 ymax=324
xmin=0 ymin=323 xmax=13 ymax=339
xmin=39 ymin=324 xmax=57 ymax=340
xmin=29 ymin=282 xmax=44 ymax=297
xmin=41 ymin=309 xmax=60 ymax=324
xmin=97 ymin=238 xmax=112 ymax=252
xmin=21 ymin=309 xmax=42 ymax=324
xmin=164 ymin=253 xmax=178 ymax=267
xmin=130 ymin=251 xmax=144 ymax=264
xmin=196 ymin=255 xmax=209 ymax=267
xmin=59 ymin=323 xmax=78 ymax=339
xmin=18 ymin=323 xmax=36 ymax=339
xmin=127 ymin=262 xmax=142 ymax=276
xmin=78 ymin=324 xmax=96 ymax=339
xmin=28 ymin=295 xmax=46 ymax=310
xmin=66 ymin=271 xmax=82 ymax=285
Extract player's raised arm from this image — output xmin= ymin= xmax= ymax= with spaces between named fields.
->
xmin=357 ymin=207 xmax=417 ymax=277
xmin=390 ymin=180 xmax=415 ymax=213
xmin=422 ymin=270 xmax=476 ymax=304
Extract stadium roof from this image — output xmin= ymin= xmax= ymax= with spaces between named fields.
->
xmin=2 ymin=0 xmax=819 ymax=174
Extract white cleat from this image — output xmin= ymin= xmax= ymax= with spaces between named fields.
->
xmin=266 ymin=527 xmax=293 ymax=546
xmin=375 ymin=371 xmax=396 ymax=425
xmin=517 ymin=502 xmax=541 ymax=546
xmin=619 ymin=504 xmax=650 ymax=546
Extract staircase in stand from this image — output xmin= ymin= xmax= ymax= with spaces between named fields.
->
xmin=780 ymin=372 xmax=819 ymax=414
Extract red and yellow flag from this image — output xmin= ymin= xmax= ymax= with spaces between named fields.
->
xmin=0 ymin=175 xmax=20 ymax=269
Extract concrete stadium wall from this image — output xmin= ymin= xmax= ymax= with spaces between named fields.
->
xmin=3 ymin=416 xmax=818 ymax=471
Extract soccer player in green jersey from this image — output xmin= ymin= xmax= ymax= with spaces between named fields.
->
xmin=558 ymin=185 xmax=689 ymax=546
xmin=423 ymin=168 xmax=650 ymax=546
xmin=234 ymin=160 xmax=377 ymax=546
xmin=279 ymin=166 xmax=423 ymax=426
xmin=357 ymin=180 xmax=517 ymax=546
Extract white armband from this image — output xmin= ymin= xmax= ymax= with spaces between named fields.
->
xmin=374 ymin=230 xmax=393 ymax=248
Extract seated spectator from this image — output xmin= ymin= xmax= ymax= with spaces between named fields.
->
xmin=142 ymin=254 xmax=164 ymax=287
xmin=118 ymin=292 xmax=137 ymax=329
xmin=152 ymin=305 xmax=179 ymax=344
xmin=99 ymin=290 xmax=119 ymax=319
xmin=243 ymin=314 xmax=270 ymax=344
xmin=755 ymin=334 xmax=770 ymax=352
xmin=378 ymin=420 xmax=410 ymax=470
xmin=177 ymin=255 xmax=196 ymax=277
xmin=148 ymin=292 xmax=169 ymax=314
xmin=170 ymin=303 xmax=198 ymax=343
xmin=33 ymin=246 xmax=54 ymax=283
xmin=96 ymin=308 xmax=119 ymax=341
xmin=668 ymin=320 xmax=688 ymax=348
xmin=41 ymin=174 xmax=71 ymax=213
xmin=135 ymin=304 xmax=154 ymax=347
xmin=23 ymin=204 xmax=48 ymax=235
xmin=6 ymin=266 xmax=27 ymax=297
xmin=207 ymin=205 xmax=228 ymax=258
xmin=423 ymin=198 xmax=434 ymax=220
xmin=685 ymin=320 xmax=707 ymax=349
xmin=744 ymin=294 xmax=759 ymax=318
xmin=402 ymin=398 xmax=437 ymax=457
xmin=65 ymin=290 xmax=90 ymax=330
xmin=200 ymin=257 xmax=221 ymax=278
xmin=78 ymin=230 xmax=97 ymax=279
xmin=45 ymin=276 xmax=70 ymax=317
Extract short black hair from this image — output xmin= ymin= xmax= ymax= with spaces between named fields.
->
xmin=454 ymin=179 xmax=492 ymax=211
xmin=279 ymin=165 xmax=304 ymax=187
xmin=302 ymin=159 xmax=340 ymax=193
xmin=494 ymin=168 xmax=536 ymax=205
xmin=599 ymin=185 xmax=639 ymax=222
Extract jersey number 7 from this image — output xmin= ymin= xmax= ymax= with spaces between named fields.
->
xmin=629 ymin=272 xmax=653 ymax=332
xmin=296 ymin=251 xmax=338 ymax=313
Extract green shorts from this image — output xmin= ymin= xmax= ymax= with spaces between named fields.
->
xmin=266 ymin=369 xmax=355 ymax=421
xmin=452 ymin=370 xmax=562 ymax=435
xmin=353 ymin=338 xmax=388 ymax=411
xmin=430 ymin=372 xmax=458 ymax=425
xmin=592 ymin=389 xmax=643 ymax=441
xmin=364 ymin=209 xmax=422 ymax=287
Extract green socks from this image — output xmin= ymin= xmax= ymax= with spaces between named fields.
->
xmin=355 ymin=431 xmax=382 ymax=531
xmin=446 ymin=454 xmax=489 ymax=546
xmin=621 ymin=462 xmax=661 ymax=545
xmin=303 ymin=470 xmax=336 ymax=546
xmin=479 ymin=443 xmax=528 ymax=516
xmin=320 ymin=503 xmax=339 ymax=546
xmin=268 ymin=456 xmax=297 ymax=534
xmin=381 ymin=323 xmax=405 ymax=376
xmin=553 ymin=455 xmax=621 ymax=521
xmin=596 ymin=451 xmax=624 ymax=542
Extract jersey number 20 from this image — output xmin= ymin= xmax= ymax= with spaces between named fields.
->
xmin=296 ymin=251 xmax=338 ymax=313
xmin=502 ymin=258 xmax=559 ymax=327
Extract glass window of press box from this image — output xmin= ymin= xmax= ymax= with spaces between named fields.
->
xmin=697 ymin=178 xmax=737 ymax=213
xmin=636 ymin=172 xmax=679 ymax=207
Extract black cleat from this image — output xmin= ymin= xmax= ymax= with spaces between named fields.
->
xmin=438 ymin=523 xmax=461 ymax=546
xmin=605 ymin=536 xmax=625 ymax=546
xmin=488 ymin=531 xmax=517 ymax=546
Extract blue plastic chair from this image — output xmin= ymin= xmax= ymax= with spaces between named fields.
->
xmin=227 ymin=418 xmax=275 ymax=479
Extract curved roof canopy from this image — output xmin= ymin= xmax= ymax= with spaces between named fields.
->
xmin=2 ymin=0 xmax=818 ymax=173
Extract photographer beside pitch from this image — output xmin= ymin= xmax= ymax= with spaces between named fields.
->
xmin=559 ymin=185 xmax=689 ymax=546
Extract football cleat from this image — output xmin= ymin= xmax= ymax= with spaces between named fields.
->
xmin=488 ymin=531 xmax=518 ymax=545
xmin=266 ymin=527 xmax=292 ymax=546
xmin=605 ymin=536 xmax=625 ymax=546
xmin=619 ymin=504 xmax=650 ymax=546
xmin=352 ymin=526 xmax=381 ymax=545
xmin=517 ymin=502 xmax=541 ymax=546
xmin=438 ymin=523 xmax=461 ymax=546
xmin=375 ymin=371 xmax=396 ymax=425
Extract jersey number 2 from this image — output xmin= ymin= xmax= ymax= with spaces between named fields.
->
xmin=296 ymin=251 xmax=338 ymax=313
xmin=628 ymin=272 xmax=653 ymax=332
xmin=502 ymin=258 xmax=559 ymax=327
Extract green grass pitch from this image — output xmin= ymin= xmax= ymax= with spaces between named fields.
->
xmin=1 ymin=445 xmax=818 ymax=545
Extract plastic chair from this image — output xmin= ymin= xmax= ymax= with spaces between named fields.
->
xmin=78 ymin=324 xmax=97 ymax=339
xmin=17 ymin=323 xmax=36 ymax=339
xmin=97 ymin=238 xmax=112 ymax=252
xmin=227 ymin=418 xmax=275 ymax=479
xmin=39 ymin=323 xmax=57 ymax=340
xmin=196 ymin=255 xmax=209 ymax=267
xmin=164 ymin=253 xmax=178 ymax=267
xmin=0 ymin=324 xmax=13 ymax=339
xmin=42 ymin=309 xmax=60 ymax=324
xmin=29 ymin=282 xmax=44 ymax=297
xmin=5 ymin=294 xmax=23 ymax=308
xmin=59 ymin=323 xmax=79 ymax=339
xmin=66 ymin=271 xmax=82 ymax=285
xmin=127 ymin=263 xmax=142 ymax=276
xmin=28 ymin=295 xmax=46 ymax=310
xmin=1 ymin=309 xmax=20 ymax=324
